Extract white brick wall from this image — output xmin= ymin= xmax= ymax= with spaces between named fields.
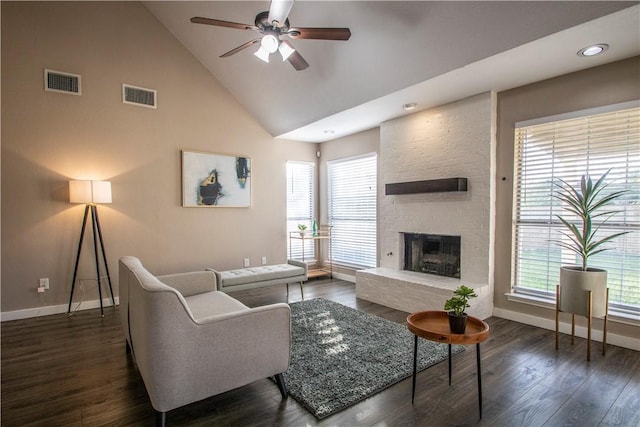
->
xmin=357 ymin=92 xmax=497 ymax=314
xmin=356 ymin=268 xmax=493 ymax=319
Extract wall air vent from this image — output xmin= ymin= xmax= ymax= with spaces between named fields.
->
xmin=44 ymin=69 xmax=81 ymax=95
xmin=123 ymin=84 xmax=157 ymax=109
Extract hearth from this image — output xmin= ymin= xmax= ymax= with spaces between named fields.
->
xmin=403 ymin=233 xmax=460 ymax=278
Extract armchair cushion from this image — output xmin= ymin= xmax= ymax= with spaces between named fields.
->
xmin=184 ymin=291 xmax=248 ymax=321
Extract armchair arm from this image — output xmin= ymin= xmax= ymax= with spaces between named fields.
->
xmin=156 ymin=271 xmax=217 ymax=297
xmin=207 ymin=268 xmax=224 ymax=291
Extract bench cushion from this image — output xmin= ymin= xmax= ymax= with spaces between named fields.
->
xmin=220 ymin=264 xmax=305 ymax=287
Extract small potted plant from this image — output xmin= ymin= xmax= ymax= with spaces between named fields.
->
xmin=444 ymin=285 xmax=477 ymax=333
xmin=297 ymin=224 xmax=308 ymax=237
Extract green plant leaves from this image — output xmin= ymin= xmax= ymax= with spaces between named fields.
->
xmin=444 ymin=285 xmax=478 ymax=316
xmin=552 ymin=168 xmax=631 ymax=271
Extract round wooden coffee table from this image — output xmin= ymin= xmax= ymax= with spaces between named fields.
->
xmin=407 ymin=310 xmax=490 ymax=418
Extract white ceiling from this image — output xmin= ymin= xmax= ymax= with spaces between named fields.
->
xmin=144 ymin=1 xmax=640 ymax=142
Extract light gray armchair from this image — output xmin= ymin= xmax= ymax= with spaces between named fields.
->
xmin=119 ymin=256 xmax=291 ymax=426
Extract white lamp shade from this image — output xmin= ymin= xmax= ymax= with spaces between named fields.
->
xmin=69 ymin=180 xmax=112 ymax=204
xmin=260 ymin=34 xmax=279 ymax=53
xmin=91 ymin=181 xmax=112 ymax=204
xmin=279 ymin=41 xmax=295 ymax=61
xmin=69 ymin=180 xmax=92 ymax=203
xmin=254 ymin=46 xmax=270 ymax=63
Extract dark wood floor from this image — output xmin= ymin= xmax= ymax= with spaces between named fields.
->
xmin=2 ymin=279 xmax=639 ymax=426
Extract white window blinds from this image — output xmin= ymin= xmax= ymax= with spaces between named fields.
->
xmin=287 ymin=161 xmax=315 ymax=260
xmin=513 ymin=104 xmax=640 ymax=313
xmin=328 ymin=154 xmax=377 ymax=268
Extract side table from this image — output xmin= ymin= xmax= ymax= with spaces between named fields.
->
xmin=407 ymin=311 xmax=490 ymax=418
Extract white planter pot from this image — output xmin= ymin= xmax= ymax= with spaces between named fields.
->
xmin=559 ymin=266 xmax=607 ymax=318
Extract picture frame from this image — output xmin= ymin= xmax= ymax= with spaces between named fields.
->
xmin=181 ymin=150 xmax=251 ymax=207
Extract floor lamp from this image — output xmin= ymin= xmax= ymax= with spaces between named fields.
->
xmin=68 ymin=180 xmax=115 ymax=317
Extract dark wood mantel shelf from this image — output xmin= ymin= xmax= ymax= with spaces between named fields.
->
xmin=385 ymin=177 xmax=468 ymax=195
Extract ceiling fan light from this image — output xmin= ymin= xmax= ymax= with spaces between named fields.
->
xmin=261 ymin=34 xmax=279 ymax=54
xmin=279 ymin=41 xmax=295 ymax=61
xmin=254 ymin=46 xmax=270 ymax=63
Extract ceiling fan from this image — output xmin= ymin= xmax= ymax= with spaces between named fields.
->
xmin=190 ymin=0 xmax=351 ymax=70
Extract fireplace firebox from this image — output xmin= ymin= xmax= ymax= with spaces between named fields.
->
xmin=402 ymin=233 xmax=461 ymax=278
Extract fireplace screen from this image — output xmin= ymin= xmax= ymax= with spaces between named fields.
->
xmin=403 ymin=233 xmax=461 ymax=278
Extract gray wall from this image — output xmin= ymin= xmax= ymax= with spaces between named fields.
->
xmin=494 ymin=56 xmax=640 ymax=341
xmin=1 ymin=1 xmax=317 ymax=314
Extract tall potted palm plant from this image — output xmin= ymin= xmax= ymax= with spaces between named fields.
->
xmin=553 ymin=169 xmax=630 ymax=317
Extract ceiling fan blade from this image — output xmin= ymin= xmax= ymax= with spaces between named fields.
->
xmin=190 ymin=17 xmax=258 ymax=32
xmin=220 ymin=39 xmax=261 ymax=58
xmin=268 ymin=0 xmax=294 ymax=27
xmin=287 ymin=50 xmax=309 ymax=71
xmin=287 ymin=27 xmax=351 ymax=40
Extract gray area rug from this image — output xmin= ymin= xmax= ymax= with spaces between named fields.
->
xmin=284 ymin=298 xmax=464 ymax=419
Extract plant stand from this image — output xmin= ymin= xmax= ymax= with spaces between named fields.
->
xmin=555 ymin=284 xmax=609 ymax=361
xmin=288 ymin=225 xmax=332 ymax=279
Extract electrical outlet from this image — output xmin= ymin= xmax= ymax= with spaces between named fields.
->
xmin=39 ymin=278 xmax=49 ymax=290
xmin=261 ymin=256 xmax=267 ymax=265
xmin=243 ymin=258 xmax=250 ymax=267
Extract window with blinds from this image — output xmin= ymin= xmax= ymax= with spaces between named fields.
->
xmin=328 ymin=154 xmax=377 ymax=268
xmin=513 ymin=103 xmax=640 ymax=314
xmin=286 ymin=161 xmax=315 ymax=260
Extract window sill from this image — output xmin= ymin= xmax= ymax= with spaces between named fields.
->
xmin=505 ymin=293 xmax=640 ymax=327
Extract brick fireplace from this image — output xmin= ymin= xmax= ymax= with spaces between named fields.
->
xmin=356 ymin=92 xmax=496 ymax=319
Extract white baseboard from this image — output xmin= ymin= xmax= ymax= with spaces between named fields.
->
xmin=1 ymin=297 xmax=120 ymax=322
xmin=492 ymin=307 xmax=640 ymax=351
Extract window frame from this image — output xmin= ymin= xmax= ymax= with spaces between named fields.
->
xmin=286 ymin=160 xmax=316 ymax=261
xmin=327 ymin=153 xmax=378 ymax=269
xmin=511 ymin=101 xmax=640 ymax=317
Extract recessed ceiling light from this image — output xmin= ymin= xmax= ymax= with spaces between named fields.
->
xmin=403 ymin=103 xmax=417 ymax=111
xmin=577 ymin=44 xmax=609 ymax=57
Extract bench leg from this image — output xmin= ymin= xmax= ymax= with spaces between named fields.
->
xmin=286 ymin=282 xmax=304 ymax=301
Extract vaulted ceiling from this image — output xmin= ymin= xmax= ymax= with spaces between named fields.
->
xmin=144 ymin=1 xmax=640 ymax=142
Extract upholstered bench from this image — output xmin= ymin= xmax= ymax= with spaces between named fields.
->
xmin=207 ymin=259 xmax=308 ymax=299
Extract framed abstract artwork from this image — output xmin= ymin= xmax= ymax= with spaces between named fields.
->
xmin=181 ymin=150 xmax=251 ymax=207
